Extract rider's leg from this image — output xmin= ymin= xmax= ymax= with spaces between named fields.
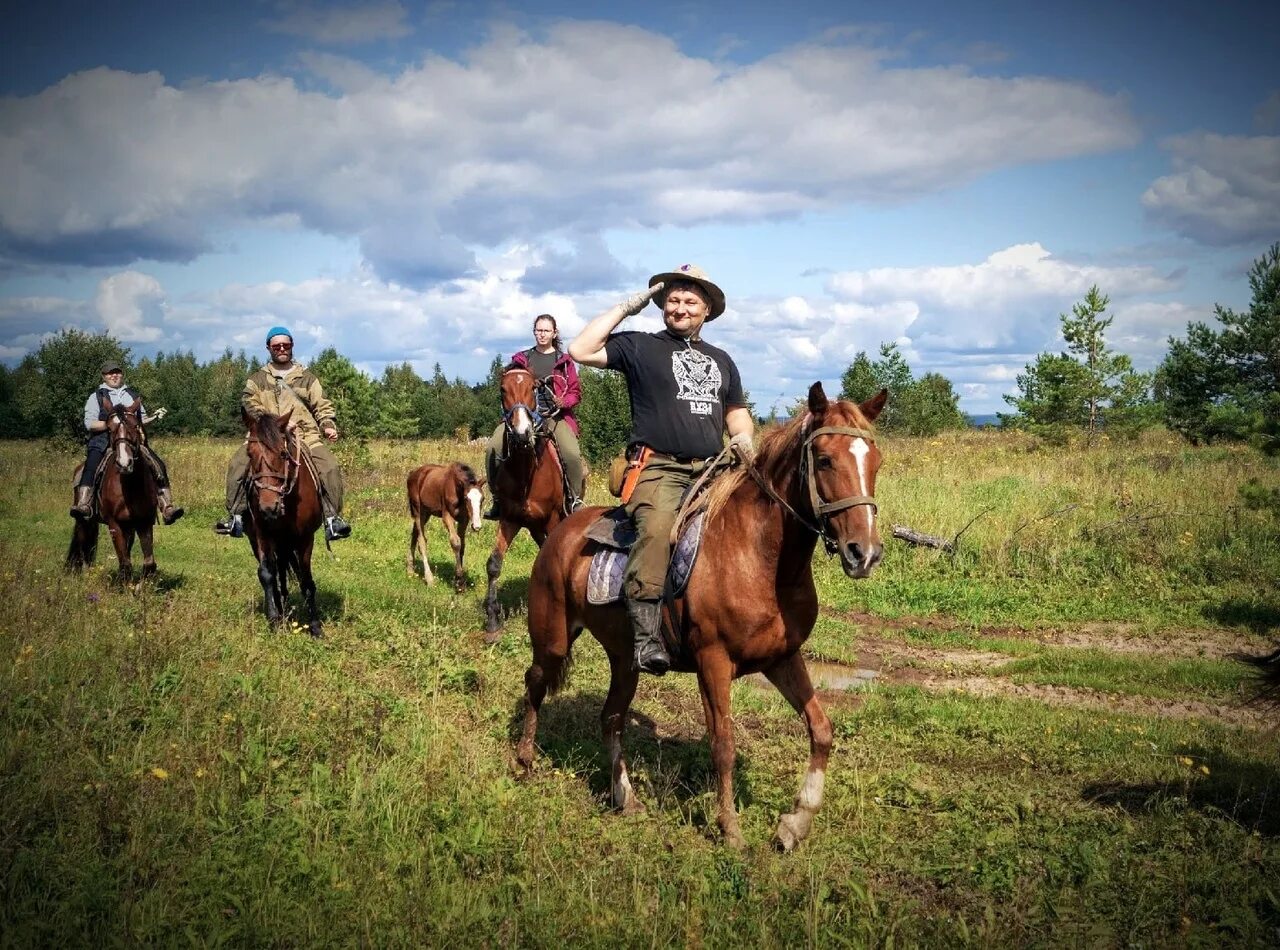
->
xmin=142 ymin=445 xmax=184 ymax=524
xmin=214 ymin=443 xmax=250 ymax=536
xmin=483 ymin=423 xmax=504 ymax=520
xmin=622 ymin=459 xmax=693 ymax=675
xmin=309 ymin=444 xmax=351 ymax=540
xmin=71 ymin=434 xmax=108 ymax=519
xmin=551 ymin=423 xmax=586 ymax=510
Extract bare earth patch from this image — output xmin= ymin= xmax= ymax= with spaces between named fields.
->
xmin=820 ymin=606 xmax=1273 ymax=659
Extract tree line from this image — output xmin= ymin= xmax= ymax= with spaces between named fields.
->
xmin=2 ymin=243 xmax=1275 ymax=461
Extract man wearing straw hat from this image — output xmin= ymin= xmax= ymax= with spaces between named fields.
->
xmin=570 ymin=264 xmax=754 ymax=675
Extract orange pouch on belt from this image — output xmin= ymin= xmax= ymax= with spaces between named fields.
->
xmin=610 ymin=446 xmax=652 ymax=503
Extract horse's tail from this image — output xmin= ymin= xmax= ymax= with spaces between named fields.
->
xmin=1232 ymin=647 xmax=1280 ymax=706
xmin=65 ymin=520 xmax=99 ymax=572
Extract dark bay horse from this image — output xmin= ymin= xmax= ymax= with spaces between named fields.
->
xmin=484 ymin=366 xmax=568 ymax=639
xmin=518 ymin=383 xmax=887 ymax=850
xmin=242 ymin=409 xmax=324 ymax=636
xmin=66 ymin=400 xmax=160 ymax=582
xmin=407 ymin=462 xmax=486 ymax=592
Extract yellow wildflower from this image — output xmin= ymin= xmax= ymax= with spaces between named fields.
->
xmin=150 ymin=767 xmax=170 ymax=780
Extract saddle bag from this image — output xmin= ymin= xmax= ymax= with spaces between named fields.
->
xmin=608 ymin=445 xmax=652 ymax=503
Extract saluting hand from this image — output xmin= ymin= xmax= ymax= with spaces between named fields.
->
xmin=619 ymin=282 xmax=665 ymax=317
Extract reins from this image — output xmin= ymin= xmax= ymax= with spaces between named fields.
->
xmin=743 ymin=424 xmax=879 ymax=556
xmin=246 ymin=429 xmax=301 ymax=499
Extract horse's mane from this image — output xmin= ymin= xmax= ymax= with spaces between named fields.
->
xmin=249 ymin=412 xmax=286 ymax=454
xmin=453 ymin=462 xmax=481 ymax=486
xmin=703 ymin=399 xmax=875 ymax=525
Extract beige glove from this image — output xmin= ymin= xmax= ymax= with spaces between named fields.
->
xmin=619 ymin=282 xmax=665 ymax=317
xmin=729 ymin=431 xmax=755 ymax=463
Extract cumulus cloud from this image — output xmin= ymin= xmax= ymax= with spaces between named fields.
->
xmin=0 ymin=23 xmax=1138 ymax=284
xmin=94 ymin=271 xmax=166 ymax=343
xmin=1142 ymin=133 xmax=1280 ymax=247
xmin=262 ymin=1 xmax=411 ymax=44
xmin=0 ymin=244 xmax=1197 ymax=414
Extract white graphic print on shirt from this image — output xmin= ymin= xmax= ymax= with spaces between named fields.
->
xmin=671 ymin=347 xmax=721 ymax=416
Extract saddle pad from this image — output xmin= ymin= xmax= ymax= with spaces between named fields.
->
xmin=585 ymin=510 xmax=706 ymax=605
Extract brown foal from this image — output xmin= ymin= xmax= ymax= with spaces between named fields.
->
xmin=406 ymin=462 xmax=486 ymax=592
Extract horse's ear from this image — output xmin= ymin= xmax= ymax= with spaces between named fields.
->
xmin=242 ymin=406 xmax=255 ymax=430
xmin=807 ymin=381 xmax=829 ymax=416
xmin=860 ymin=388 xmax=888 ymax=422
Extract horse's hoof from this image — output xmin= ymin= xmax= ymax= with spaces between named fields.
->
xmin=482 ymin=627 xmax=502 ymax=645
xmin=308 ymin=623 xmax=324 ymax=639
xmin=773 ymin=814 xmax=805 ymax=853
xmin=724 ymin=830 xmax=748 ymax=851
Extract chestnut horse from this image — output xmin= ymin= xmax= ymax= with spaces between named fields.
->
xmin=518 ymin=383 xmax=887 ymax=850
xmin=65 ymin=399 xmax=160 ymax=581
xmin=406 ymin=462 xmax=487 ymax=591
xmin=484 ymin=366 xmax=567 ymax=638
xmin=242 ymin=409 xmax=325 ymax=636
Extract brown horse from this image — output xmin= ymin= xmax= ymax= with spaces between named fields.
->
xmin=66 ymin=400 xmax=161 ymax=581
xmin=484 ymin=366 xmax=567 ymax=638
xmin=518 ymin=382 xmax=887 ymax=850
xmin=406 ymin=462 xmax=487 ymax=592
xmin=242 ymin=408 xmax=325 ymax=636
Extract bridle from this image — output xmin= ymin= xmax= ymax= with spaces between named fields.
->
xmin=741 ymin=424 xmax=879 ymax=556
xmin=247 ymin=429 xmax=301 ymax=505
xmin=497 ymin=368 xmax=545 ymax=460
xmin=104 ymin=404 xmax=140 ymax=472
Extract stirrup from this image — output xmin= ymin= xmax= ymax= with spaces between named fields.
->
xmin=325 ymin=515 xmax=351 ymax=541
xmin=214 ymin=514 xmax=243 ymax=538
xmin=162 ymin=506 xmax=185 ymax=525
xmin=482 ymin=505 xmax=500 ymax=521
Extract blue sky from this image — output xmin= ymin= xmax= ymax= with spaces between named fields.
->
xmin=2 ymin=0 xmax=1276 ymax=416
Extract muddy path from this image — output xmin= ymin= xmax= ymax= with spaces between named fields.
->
xmin=760 ymin=624 xmax=1280 ymax=730
xmin=819 ymin=606 xmax=1275 ymax=659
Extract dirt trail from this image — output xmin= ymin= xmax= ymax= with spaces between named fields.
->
xmin=820 ymin=606 xmax=1272 ymax=659
xmin=784 ymin=622 xmax=1280 ymax=730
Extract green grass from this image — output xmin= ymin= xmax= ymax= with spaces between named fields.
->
xmin=2 ymin=432 xmax=1279 ymax=946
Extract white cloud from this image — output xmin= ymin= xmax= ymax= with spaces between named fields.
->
xmin=94 ymin=271 xmax=166 ymax=343
xmin=262 ymin=1 xmax=410 ymax=44
xmin=1142 ymin=133 xmax=1280 ymax=247
xmin=0 ymin=23 xmax=1139 ymax=283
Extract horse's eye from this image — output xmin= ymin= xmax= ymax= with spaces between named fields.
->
xmin=816 ymin=455 xmax=833 ymax=470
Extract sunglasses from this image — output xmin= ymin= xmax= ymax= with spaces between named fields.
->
xmin=268 ymin=342 xmax=293 ymax=351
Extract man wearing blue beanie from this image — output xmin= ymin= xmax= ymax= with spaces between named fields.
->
xmin=214 ymin=326 xmax=352 ymax=541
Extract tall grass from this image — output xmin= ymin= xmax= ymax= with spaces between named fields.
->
xmin=1 ymin=431 xmax=1278 ymax=946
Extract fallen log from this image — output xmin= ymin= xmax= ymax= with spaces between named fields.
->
xmin=890 ymin=524 xmax=954 ymax=553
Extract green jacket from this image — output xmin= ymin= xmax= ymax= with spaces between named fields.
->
xmin=242 ymin=363 xmax=335 ymax=450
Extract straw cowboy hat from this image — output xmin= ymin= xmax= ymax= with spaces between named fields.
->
xmin=649 ymin=263 xmax=726 ymax=320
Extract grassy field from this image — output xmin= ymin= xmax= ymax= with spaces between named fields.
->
xmin=2 ymin=428 xmax=1279 ymax=947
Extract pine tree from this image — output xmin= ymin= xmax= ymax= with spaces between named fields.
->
xmin=1156 ymin=243 xmax=1280 ymax=447
xmin=1004 ymin=286 xmax=1153 ymax=442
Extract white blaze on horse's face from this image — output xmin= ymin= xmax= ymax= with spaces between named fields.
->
xmin=115 ymin=433 xmax=134 ymax=472
xmin=510 ymin=404 xmax=534 ymax=439
xmin=848 ymin=438 xmax=875 ymax=531
xmin=466 ymin=486 xmax=484 ymax=531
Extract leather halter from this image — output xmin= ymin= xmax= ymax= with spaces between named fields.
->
xmin=497 ymin=368 xmax=546 ymax=461
xmin=246 ymin=429 xmax=300 ymax=501
xmin=104 ymin=402 xmax=141 ymax=469
xmin=742 ymin=423 xmax=879 ymax=556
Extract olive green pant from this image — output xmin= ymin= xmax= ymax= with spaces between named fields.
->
xmin=623 ymin=456 xmax=706 ymax=601
xmin=486 ymin=421 xmax=585 ymax=499
xmin=226 ymin=441 xmax=344 ymax=518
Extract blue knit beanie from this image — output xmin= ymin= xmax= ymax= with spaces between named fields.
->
xmin=266 ymin=326 xmax=293 ymax=345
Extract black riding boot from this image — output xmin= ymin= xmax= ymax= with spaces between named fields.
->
xmin=627 ymin=597 xmax=669 ymax=676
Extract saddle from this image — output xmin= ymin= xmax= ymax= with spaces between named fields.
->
xmin=582 ymin=445 xmax=734 ymax=663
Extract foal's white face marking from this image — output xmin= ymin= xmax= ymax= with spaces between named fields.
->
xmin=848 ymin=437 xmax=874 ymax=528
xmin=466 ymin=486 xmax=484 ymax=531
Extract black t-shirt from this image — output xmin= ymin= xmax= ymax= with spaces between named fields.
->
xmin=524 ymin=348 xmax=557 ymax=382
xmin=604 ymin=329 xmax=745 ymax=459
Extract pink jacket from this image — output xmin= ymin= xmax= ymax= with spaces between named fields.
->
xmin=511 ymin=348 xmax=581 ymax=436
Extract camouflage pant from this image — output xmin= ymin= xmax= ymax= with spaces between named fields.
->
xmin=623 ymin=455 xmax=707 ymax=602
xmin=225 ymin=441 xmax=343 ymax=519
